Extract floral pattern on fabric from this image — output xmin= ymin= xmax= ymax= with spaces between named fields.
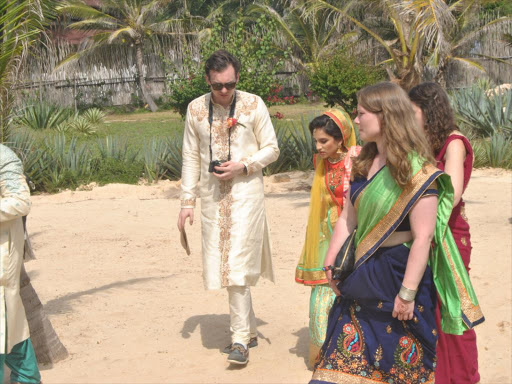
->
xmin=338 ymin=306 xmax=365 ymax=357
xmin=313 ymin=303 xmax=435 ymax=384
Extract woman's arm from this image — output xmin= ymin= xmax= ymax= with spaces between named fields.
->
xmin=392 ymin=194 xmax=437 ymax=320
xmin=324 ymin=189 xmax=357 ymax=295
xmin=444 ymin=139 xmax=466 ymax=207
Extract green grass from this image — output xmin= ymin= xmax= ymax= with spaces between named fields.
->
xmin=101 ymin=110 xmax=184 ymax=146
xmin=12 ymin=101 xmax=327 ymax=150
xmin=268 ymin=101 xmax=326 ymax=117
xmin=10 ymin=100 xmax=325 ymax=154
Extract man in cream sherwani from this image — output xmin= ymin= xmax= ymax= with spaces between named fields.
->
xmin=0 ymin=144 xmax=41 ymax=383
xmin=177 ymin=50 xmax=279 ymax=365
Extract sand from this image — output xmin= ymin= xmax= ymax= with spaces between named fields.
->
xmin=21 ymin=168 xmax=511 ymax=383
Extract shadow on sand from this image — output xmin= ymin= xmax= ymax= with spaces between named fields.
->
xmin=181 ymin=314 xmax=270 ymax=352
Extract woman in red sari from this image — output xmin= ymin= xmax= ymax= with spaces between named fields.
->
xmin=409 ymin=82 xmax=479 ymax=384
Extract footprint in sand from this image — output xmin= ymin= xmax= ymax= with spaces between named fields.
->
xmin=497 ymin=320 xmax=511 ymax=333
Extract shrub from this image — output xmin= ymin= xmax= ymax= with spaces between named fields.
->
xmin=264 ymin=114 xmax=316 ymax=175
xmin=143 ymin=135 xmax=183 ymax=182
xmin=166 ymin=73 xmax=209 ymax=118
xmin=307 ymin=51 xmax=387 ymax=112
xmin=82 ymin=108 xmax=106 ymax=125
xmin=16 ymin=102 xmax=73 ymax=131
xmin=91 ymin=157 xmax=144 ymax=185
xmin=42 ymin=134 xmax=92 ymax=191
xmin=97 ymin=136 xmax=138 ymax=163
xmin=450 ymin=86 xmax=512 ymax=138
xmin=69 ymin=117 xmax=96 ymax=136
xmin=6 ymin=131 xmax=51 ymax=190
xmin=166 ymin=12 xmax=289 ymax=118
xmin=473 ymin=133 xmax=512 ymax=169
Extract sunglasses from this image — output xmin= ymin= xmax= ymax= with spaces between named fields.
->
xmin=210 ymin=81 xmax=237 ymax=91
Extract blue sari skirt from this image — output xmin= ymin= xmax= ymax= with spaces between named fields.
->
xmin=310 ymin=245 xmax=438 ymax=384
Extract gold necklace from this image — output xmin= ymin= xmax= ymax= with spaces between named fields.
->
xmin=327 ymin=152 xmax=346 ymax=164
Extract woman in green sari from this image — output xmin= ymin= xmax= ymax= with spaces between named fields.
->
xmin=310 ymin=82 xmax=483 ymax=383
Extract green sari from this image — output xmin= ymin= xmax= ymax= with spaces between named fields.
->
xmin=352 ymin=154 xmax=484 ymax=334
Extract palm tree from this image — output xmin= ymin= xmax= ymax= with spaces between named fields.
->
xmin=246 ymin=2 xmax=352 ymax=71
xmin=57 ymin=0 xmax=204 ymax=112
xmin=0 ymin=0 xmax=46 ymax=141
xmin=400 ymin=0 xmax=512 ymax=86
xmin=307 ymin=0 xmax=511 ymax=90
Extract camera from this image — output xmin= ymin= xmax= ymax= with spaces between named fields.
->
xmin=208 ymin=160 xmax=227 ymax=174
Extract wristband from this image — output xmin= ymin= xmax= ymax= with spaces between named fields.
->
xmin=398 ymin=284 xmax=417 ymax=301
xmin=322 ymin=265 xmax=334 ymax=272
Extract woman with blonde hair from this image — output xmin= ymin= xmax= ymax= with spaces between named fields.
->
xmin=310 ymin=82 xmax=483 ymax=383
xmin=295 ymin=109 xmax=361 ymax=367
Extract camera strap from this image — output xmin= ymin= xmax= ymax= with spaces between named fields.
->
xmin=209 ymin=91 xmax=237 ymax=162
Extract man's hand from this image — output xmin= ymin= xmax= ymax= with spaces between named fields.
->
xmin=213 ymin=161 xmax=245 ymax=181
xmin=178 ymin=208 xmax=194 ymax=231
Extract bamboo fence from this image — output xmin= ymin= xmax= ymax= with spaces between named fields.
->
xmin=13 ymin=18 xmax=512 ymax=109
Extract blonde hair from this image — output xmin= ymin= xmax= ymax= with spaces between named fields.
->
xmin=352 ymin=82 xmax=434 ymax=187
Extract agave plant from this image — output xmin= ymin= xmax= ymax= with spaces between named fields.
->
xmin=451 ymin=86 xmax=512 ymax=138
xmin=16 ymin=102 xmax=73 ymax=131
xmin=473 ymin=133 xmax=512 ymax=169
xmin=143 ymin=138 xmax=171 ymax=182
xmin=82 ymin=108 xmax=106 ymax=125
xmin=264 ymin=114 xmax=317 ymax=175
xmin=97 ymin=135 xmax=138 ymax=163
xmin=43 ymin=134 xmax=92 ymax=183
xmin=159 ymin=135 xmax=183 ymax=180
xmin=5 ymin=130 xmax=51 ymax=189
xmin=69 ymin=117 xmax=96 ymax=136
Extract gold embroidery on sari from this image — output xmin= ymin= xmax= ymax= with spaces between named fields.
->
xmin=441 ymin=241 xmax=484 ymax=324
xmin=355 ymin=164 xmax=438 ymax=263
xmin=460 ymin=205 xmax=469 ymax=222
xmin=295 ymin=268 xmax=327 ymax=284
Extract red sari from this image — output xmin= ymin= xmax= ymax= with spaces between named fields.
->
xmin=435 ymin=134 xmax=480 ymax=384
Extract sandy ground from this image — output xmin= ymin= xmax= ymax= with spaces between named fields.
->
xmin=18 ymin=168 xmax=511 ymax=383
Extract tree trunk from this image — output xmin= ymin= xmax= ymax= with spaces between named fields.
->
xmin=434 ymin=66 xmax=448 ymax=89
xmin=135 ymin=42 xmax=158 ymax=112
xmin=20 ymin=263 xmax=68 ymax=366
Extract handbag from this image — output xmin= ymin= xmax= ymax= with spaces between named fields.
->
xmin=332 ymin=229 xmax=356 ymax=282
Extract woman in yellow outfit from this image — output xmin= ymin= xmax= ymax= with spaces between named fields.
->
xmin=295 ymin=109 xmax=361 ymax=367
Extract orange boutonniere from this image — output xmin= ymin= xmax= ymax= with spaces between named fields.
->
xmin=226 ymin=117 xmax=246 ymax=129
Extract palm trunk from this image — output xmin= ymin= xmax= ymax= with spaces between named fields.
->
xmin=20 ymin=263 xmax=68 ymax=365
xmin=135 ymin=41 xmax=158 ymax=112
xmin=434 ymin=66 xmax=447 ymax=89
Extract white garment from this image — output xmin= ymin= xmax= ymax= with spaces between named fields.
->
xmin=0 ymin=145 xmax=31 ymax=354
xmin=227 ymin=286 xmax=257 ymax=345
xmin=180 ymin=90 xmax=279 ymax=289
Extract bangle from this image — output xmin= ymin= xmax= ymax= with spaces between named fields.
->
xmin=398 ymin=284 xmax=417 ymax=301
xmin=322 ymin=265 xmax=334 ymax=272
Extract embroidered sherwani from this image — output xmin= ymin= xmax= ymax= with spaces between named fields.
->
xmin=180 ymin=90 xmax=279 ymax=290
xmin=0 ymin=144 xmax=31 ymax=353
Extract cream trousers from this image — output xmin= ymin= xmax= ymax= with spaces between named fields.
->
xmin=227 ymin=286 xmax=257 ymax=345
